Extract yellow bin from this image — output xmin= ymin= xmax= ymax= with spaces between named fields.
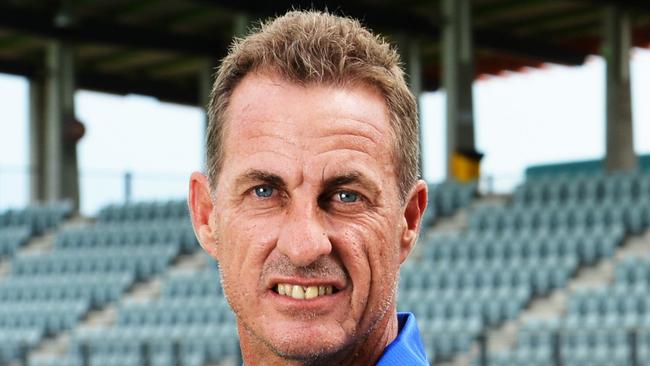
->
xmin=451 ymin=149 xmax=483 ymax=182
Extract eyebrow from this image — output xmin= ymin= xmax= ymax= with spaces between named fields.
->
xmin=322 ymin=171 xmax=381 ymax=197
xmin=235 ymin=169 xmax=287 ymax=190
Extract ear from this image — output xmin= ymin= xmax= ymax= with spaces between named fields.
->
xmin=188 ymin=171 xmax=219 ymax=260
xmin=398 ymin=179 xmax=428 ymax=264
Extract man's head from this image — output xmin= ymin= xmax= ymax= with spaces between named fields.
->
xmin=206 ymin=10 xmax=419 ymax=202
xmin=189 ymin=10 xmax=427 ymax=366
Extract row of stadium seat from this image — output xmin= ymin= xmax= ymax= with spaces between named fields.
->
xmin=420 ymin=327 xmax=478 ymax=360
xmin=399 ymin=284 xmax=530 ymax=305
xmin=116 ymin=298 xmax=235 ymax=326
xmin=424 ymin=226 xmax=625 ymax=265
xmin=422 ymin=181 xmax=478 ymax=226
xmin=161 ymin=269 xmax=222 ymax=299
xmin=470 ymin=201 xmax=650 ymax=234
xmin=12 ymin=244 xmax=178 ymax=279
xmin=97 ymin=200 xmax=189 ymax=223
xmin=513 ymin=173 xmax=650 ymax=205
xmin=0 ymin=273 xmax=133 ymax=306
xmin=0 ymin=201 xmax=72 ymax=235
xmin=401 ymin=288 xmax=529 ymax=327
xmin=0 ymin=327 xmax=43 ymax=362
xmin=0 ymin=226 xmax=30 ymax=258
xmin=485 ymin=326 xmax=650 ymax=366
xmin=54 ymin=219 xmax=197 ymax=253
xmin=63 ymin=325 xmax=240 ymax=366
xmin=401 ymin=258 xmax=575 ymax=294
xmin=0 ymin=299 xmax=89 ymax=334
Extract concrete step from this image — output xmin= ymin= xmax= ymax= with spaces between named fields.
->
xmin=122 ymin=276 xmax=163 ymax=302
xmin=29 ymin=333 xmax=70 ymax=360
xmin=169 ymin=250 xmax=211 ymax=274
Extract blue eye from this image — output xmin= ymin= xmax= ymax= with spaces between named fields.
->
xmin=254 ymin=186 xmax=274 ymax=198
xmin=337 ymin=191 xmax=359 ymax=203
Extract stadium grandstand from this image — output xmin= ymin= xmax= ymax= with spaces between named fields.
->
xmin=1 ymin=0 xmax=650 ymax=365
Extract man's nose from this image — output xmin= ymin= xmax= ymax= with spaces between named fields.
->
xmin=276 ymin=202 xmax=332 ymax=267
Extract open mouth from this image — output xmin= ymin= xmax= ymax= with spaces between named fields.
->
xmin=273 ymin=283 xmax=341 ymax=300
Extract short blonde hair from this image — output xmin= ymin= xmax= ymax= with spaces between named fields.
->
xmin=207 ymin=10 xmax=419 ymax=201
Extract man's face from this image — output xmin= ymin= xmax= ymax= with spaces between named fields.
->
xmin=191 ymin=72 xmax=425 ymax=362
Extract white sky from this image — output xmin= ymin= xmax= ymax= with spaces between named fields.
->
xmin=1 ymin=48 xmax=649 ymax=214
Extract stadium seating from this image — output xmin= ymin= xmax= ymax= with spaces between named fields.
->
xmin=406 ymin=173 xmax=650 ymax=363
xmin=0 ymin=327 xmax=43 ymax=363
xmin=0 ymin=202 xmax=72 ymax=261
xmin=0 ymin=201 xmax=72 ymax=235
xmin=59 ymin=266 xmax=239 ymax=366
xmin=54 ymin=219 xmax=196 ymax=253
xmin=18 ymin=172 xmax=650 ymax=365
xmin=0 ymin=226 xmax=30 ymax=259
xmin=524 ymin=154 xmax=650 ymax=178
xmin=31 ymin=182 xmax=477 ymax=366
xmin=0 ymin=199 xmax=199 ymax=366
xmin=474 ymin=173 xmax=650 ymax=366
xmin=96 ymin=200 xmax=189 ymax=223
xmin=0 ymin=273 xmax=132 ymax=306
xmin=422 ymin=181 xmax=478 ymax=227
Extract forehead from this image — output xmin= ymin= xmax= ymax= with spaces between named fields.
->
xmin=221 ymin=72 xmax=394 ymax=166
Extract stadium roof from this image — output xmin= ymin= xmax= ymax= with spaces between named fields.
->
xmin=1 ymin=0 xmax=649 ymax=105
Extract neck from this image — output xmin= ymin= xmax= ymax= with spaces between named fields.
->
xmin=239 ymin=307 xmax=399 ymax=366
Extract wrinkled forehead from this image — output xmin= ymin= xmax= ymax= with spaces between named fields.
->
xmin=223 ymin=71 xmax=394 ymax=147
xmin=215 ymin=72 xmax=399 ymax=189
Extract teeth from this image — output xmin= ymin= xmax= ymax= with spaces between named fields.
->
xmin=304 ymin=286 xmax=318 ymax=299
xmin=291 ymin=285 xmax=304 ymax=299
xmin=275 ymin=283 xmax=335 ymax=300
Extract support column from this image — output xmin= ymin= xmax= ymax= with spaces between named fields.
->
xmin=199 ymin=13 xmax=249 ymax=169
xmin=198 ymin=60 xmax=213 ymax=170
xmin=43 ymin=40 xmax=80 ymax=210
xmin=441 ymin=0 xmax=477 ymax=179
xmin=29 ymin=78 xmax=46 ymax=203
xmin=407 ymin=40 xmax=424 ymax=176
xmin=603 ymin=5 xmax=637 ymax=172
xmin=397 ymin=35 xmax=424 ymax=176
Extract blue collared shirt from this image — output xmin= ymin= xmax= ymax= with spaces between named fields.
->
xmin=376 ymin=312 xmax=429 ymax=365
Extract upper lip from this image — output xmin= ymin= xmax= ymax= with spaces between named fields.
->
xmin=267 ymin=277 xmax=347 ymax=291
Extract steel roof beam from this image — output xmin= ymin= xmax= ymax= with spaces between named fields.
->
xmin=77 ymin=72 xmax=198 ymax=105
xmin=0 ymin=58 xmax=197 ymax=106
xmin=570 ymin=0 xmax=650 ymax=13
xmin=204 ymin=0 xmax=589 ymax=65
xmin=0 ymin=3 xmax=227 ymax=57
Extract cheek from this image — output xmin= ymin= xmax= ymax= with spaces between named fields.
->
xmin=216 ymin=209 xmax=282 ymax=291
xmin=331 ymin=213 xmax=401 ymax=295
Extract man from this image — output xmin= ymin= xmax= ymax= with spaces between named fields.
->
xmin=188 ymin=10 xmax=429 ymax=366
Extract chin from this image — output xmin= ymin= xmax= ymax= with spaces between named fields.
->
xmin=255 ymin=321 xmax=352 ymax=361
xmin=268 ymin=338 xmax=348 ymax=362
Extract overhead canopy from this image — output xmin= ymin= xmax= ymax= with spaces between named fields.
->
xmin=1 ymin=0 xmax=650 ymax=105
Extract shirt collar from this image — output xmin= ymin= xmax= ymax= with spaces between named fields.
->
xmin=375 ymin=312 xmax=429 ymax=366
